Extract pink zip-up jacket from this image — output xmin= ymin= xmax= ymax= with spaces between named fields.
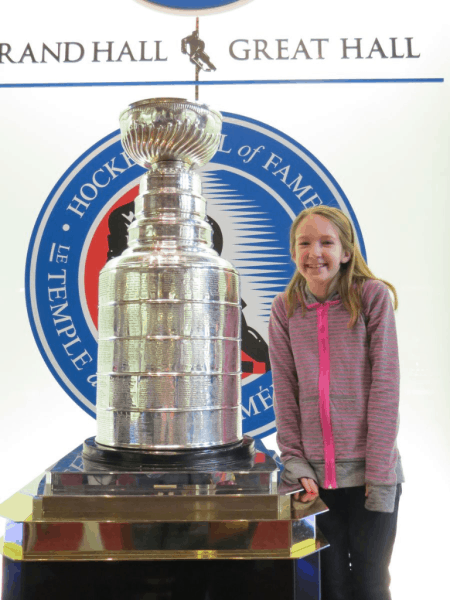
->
xmin=268 ymin=279 xmax=404 ymax=513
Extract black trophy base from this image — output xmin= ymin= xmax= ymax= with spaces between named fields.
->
xmin=2 ymin=555 xmax=321 ymax=600
xmin=82 ymin=435 xmax=255 ymax=471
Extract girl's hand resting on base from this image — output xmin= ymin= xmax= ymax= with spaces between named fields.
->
xmin=294 ymin=482 xmax=369 ymax=501
xmin=293 ymin=478 xmax=319 ymax=502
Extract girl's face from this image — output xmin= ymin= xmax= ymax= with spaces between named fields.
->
xmin=293 ymin=214 xmax=351 ymax=297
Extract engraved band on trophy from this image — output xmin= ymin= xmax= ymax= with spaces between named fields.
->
xmin=92 ymin=98 xmax=245 ymax=456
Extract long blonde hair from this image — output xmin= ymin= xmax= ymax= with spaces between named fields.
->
xmin=285 ymin=206 xmax=398 ymax=327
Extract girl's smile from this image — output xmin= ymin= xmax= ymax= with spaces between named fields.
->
xmin=293 ymin=214 xmax=351 ymax=300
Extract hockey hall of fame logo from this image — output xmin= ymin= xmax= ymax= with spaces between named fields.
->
xmin=25 ymin=113 xmax=366 ymax=439
xmin=141 ymin=0 xmax=252 ymax=14
xmin=137 ymin=1 xmax=255 ymax=15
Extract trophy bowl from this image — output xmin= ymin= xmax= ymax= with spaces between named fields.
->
xmin=119 ymin=97 xmax=223 ymax=169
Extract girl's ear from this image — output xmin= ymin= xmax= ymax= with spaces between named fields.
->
xmin=341 ymin=251 xmax=351 ymax=264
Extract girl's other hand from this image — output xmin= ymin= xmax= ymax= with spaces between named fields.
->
xmin=293 ymin=478 xmax=319 ymax=502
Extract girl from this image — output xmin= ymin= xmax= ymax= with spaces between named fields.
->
xmin=268 ymin=206 xmax=404 ymax=600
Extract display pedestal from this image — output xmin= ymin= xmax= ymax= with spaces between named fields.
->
xmin=0 ymin=440 xmax=328 ymax=599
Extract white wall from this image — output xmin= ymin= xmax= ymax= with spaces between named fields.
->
xmin=1 ymin=1 xmax=449 ymax=597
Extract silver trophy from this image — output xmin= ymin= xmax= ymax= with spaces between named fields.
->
xmin=94 ymin=98 xmax=243 ymax=454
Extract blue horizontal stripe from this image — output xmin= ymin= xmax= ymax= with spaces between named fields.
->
xmin=0 ymin=77 xmax=444 ymax=89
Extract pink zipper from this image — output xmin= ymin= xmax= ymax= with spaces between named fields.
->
xmin=308 ymin=300 xmax=339 ymax=489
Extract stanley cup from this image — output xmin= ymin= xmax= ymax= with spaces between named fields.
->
xmin=95 ymin=98 xmax=243 ymax=451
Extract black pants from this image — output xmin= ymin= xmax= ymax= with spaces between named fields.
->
xmin=317 ymin=485 xmax=401 ymax=600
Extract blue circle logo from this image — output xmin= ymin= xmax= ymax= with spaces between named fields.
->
xmin=25 ymin=112 xmax=365 ymax=439
xmin=139 ymin=0 xmax=254 ymax=14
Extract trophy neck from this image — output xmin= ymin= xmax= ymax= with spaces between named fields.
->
xmin=126 ymin=163 xmax=215 ymax=254
xmin=148 ymin=159 xmax=191 ymax=172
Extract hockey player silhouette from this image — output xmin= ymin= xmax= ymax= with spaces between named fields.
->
xmin=105 ymin=202 xmax=270 ymax=376
xmin=181 ymin=30 xmax=216 ymax=72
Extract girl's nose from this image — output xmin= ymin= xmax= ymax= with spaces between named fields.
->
xmin=309 ymin=242 xmax=321 ymax=256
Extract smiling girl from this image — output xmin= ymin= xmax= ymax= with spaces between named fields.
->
xmin=268 ymin=206 xmax=404 ymax=600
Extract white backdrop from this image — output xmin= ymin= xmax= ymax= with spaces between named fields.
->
xmin=1 ymin=1 xmax=449 ymax=597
